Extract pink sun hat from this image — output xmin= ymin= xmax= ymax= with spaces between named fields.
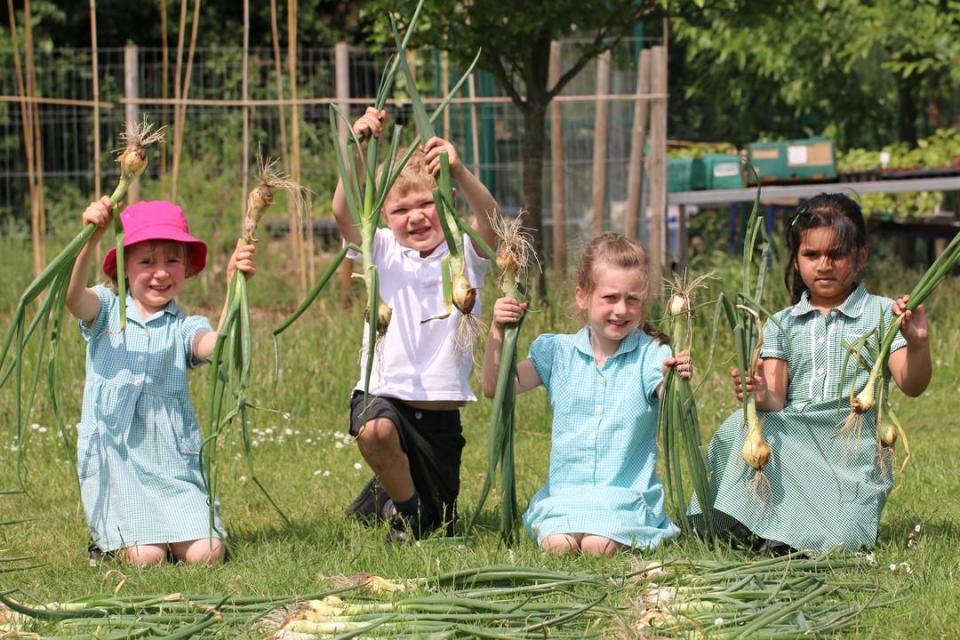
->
xmin=102 ymin=200 xmax=207 ymax=279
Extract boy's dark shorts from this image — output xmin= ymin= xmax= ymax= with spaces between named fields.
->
xmin=348 ymin=391 xmax=466 ymax=535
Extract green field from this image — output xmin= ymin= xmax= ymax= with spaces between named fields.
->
xmin=1 ymin=229 xmax=959 ymax=638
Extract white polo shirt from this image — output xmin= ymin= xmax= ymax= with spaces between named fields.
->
xmin=349 ymin=228 xmax=491 ymax=402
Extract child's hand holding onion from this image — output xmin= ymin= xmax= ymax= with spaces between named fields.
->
xmin=226 ymin=243 xmax=256 ymax=283
xmin=81 ymin=196 xmax=113 ymax=239
xmin=664 ymin=351 xmax=693 ymax=381
xmin=891 ymin=294 xmax=928 ymax=345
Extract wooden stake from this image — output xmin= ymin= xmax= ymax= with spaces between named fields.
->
xmin=171 ymin=0 xmax=201 ymax=204
xmin=123 ymin=44 xmax=140 ymax=203
xmin=269 ymin=0 xmax=298 ymax=292
xmin=624 ymin=49 xmax=651 ymax=241
xmin=549 ymin=41 xmax=566 ymax=276
xmin=160 ymin=0 xmax=168 ymax=175
xmin=648 ymin=45 xmax=667 ymax=294
xmin=22 ymin=0 xmax=45 ymax=273
xmin=242 ymin=0 xmax=250 ymax=209
xmin=589 ymin=51 xmax=611 ymax=237
xmin=335 ymin=41 xmax=353 ymax=309
xmin=287 ymin=0 xmax=309 ymax=294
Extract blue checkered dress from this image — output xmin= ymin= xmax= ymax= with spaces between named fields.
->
xmin=690 ymin=284 xmax=907 ymax=550
xmin=523 ymin=327 xmax=680 ymax=549
xmin=77 ymin=286 xmax=223 ymax=551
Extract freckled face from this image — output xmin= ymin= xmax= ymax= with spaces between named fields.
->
xmin=576 ymin=264 xmax=647 ymax=352
xmin=796 ymin=227 xmax=863 ymax=308
xmin=382 ymin=188 xmax=445 ymax=256
xmin=125 ymin=241 xmax=186 ymax=315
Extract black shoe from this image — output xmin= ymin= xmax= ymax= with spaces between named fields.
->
xmin=756 ymin=538 xmax=796 ymax=556
xmin=386 ymin=510 xmax=434 ymax=545
xmin=346 ymin=477 xmax=391 ymax=525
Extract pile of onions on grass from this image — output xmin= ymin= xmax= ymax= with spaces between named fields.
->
xmin=658 ymin=271 xmax=716 ymax=539
xmin=201 ymin=157 xmax=305 ymax=533
xmin=839 ymin=226 xmax=960 ymax=480
xmin=392 ymin=26 xmax=492 ymax=351
xmin=0 ymin=120 xmax=163 ymax=492
xmin=717 ymin=169 xmax=779 ymax=503
xmin=467 ymin=214 xmax=538 ymax=544
xmin=271 ymin=2 xmax=430 ymax=418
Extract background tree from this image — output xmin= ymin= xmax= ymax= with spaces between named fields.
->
xmin=363 ymin=0 xmax=666 ymax=277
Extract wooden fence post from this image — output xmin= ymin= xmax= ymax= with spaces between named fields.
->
xmin=648 ymin=45 xmax=667 ymax=294
xmin=335 ymin=41 xmax=354 ymax=308
xmin=549 ymin=40 xmax=566 ymax=276
xmin=123 ymin=44 xmax=141 ymax=204
xmin=590 ymin=51 xmax=611 ymax=237
xmin=624 ymin=49 xmax=651 ymax=241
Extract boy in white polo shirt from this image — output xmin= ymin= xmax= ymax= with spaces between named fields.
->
xmin=333 ymin=106 xmax=499 ymax=543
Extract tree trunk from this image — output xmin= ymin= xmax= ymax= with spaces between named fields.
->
xmin=521 ymin=103 xmax=548 ymax=297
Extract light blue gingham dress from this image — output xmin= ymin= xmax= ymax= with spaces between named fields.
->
xmin=523 ymin=327 xmax=680 ymax=549
xmin=690 ymin=284 xmax=907 ymax=550
xmin=77 ymin=285 xmax=223 ymax=552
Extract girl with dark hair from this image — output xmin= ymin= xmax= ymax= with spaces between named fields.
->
xmin=690 ymin=193 xmax=932 ymax=552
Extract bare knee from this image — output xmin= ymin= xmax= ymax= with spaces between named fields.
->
xmin=541 ymin=534 xmax=580 ymax=554
xmin=121 ymin=544 xmax=166 ymax=567
xmin=172 ymin=538 xmax=225 ymax=565
xmin=580 ymin=535 xmax=621 ymax=557
xmin=356 ymin=418 xmax=400 ymax=454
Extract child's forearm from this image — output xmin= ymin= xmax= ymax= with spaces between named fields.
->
xmin=894 ymin=339 xmax=932 ymax=397
xmin=481 ymin=322 xmax=505 ymax=398
xmin=65 ymin=229 xmax=104 ymax=322
xmin=456 ymin=165 xmax=499 ymax=249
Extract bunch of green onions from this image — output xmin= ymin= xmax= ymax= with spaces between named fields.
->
xmin=201 ymin=158 xmax=302 ymax=533
xmin=394 ymin=30 xmax=492 ymax=342
xmin=0 ymin=120 xmax=163 ymax=491
xmin=839 ymin=225 xmax=960 ymax=477
xmin=636 ymin=551 xmax=891 ymax=637
xmin=272 ymin=1 xmax=429 ymax=415
xmin=717 ymin=171 xmax=778 ymax=501
xmin=658 ymin=271 xmax=715 ymax=538
xmin=468 ymin=215 xmax=536 ymax=544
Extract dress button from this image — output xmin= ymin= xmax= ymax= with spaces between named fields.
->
xmin=137 ymin=355 xmax=145 ymax=362
xmin=133 ymin=379 xmax=142 ymax=387
xmin=598 ymin=377 xmax=605 ymax=385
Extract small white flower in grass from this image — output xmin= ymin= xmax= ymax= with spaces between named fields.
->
xmin=313 ymin=470 xmax=324 ymax=476
xmin=914 ymin=524 xmax=922 ymax=533
xmin=265 ymin=427 xmax=274 ymax=435
xmin=284 ymin=428 xmax=294 ymax=436
xmin=30 ymin=423 xmax=40 ymax=431
xmin=251 ymin=440 xmax=260 ymax=448
xmin=353 ymin=462 xmax=363 ymax=470
xmin=239 ymin=475 xmax=248 ymax=482
xmin=38 ymin=427 xmax=47 ymax=434
xmin=323 ymin=470 xmax=331 ymax=477
xmin=282 ymin=412 xmax=291 ymax=421
xmin=335 ymin=442 xmax=344 ymax=449
xmin=714 ymin=618 xmax=724 ymax=626
xmin=889 ymin=563 xmax=897 ymax=571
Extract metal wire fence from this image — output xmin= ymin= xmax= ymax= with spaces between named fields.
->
xmin=1 ymin=37 xmax=657 ymax=264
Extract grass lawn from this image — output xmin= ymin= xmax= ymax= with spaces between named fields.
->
xmin=1 ymin=232 xmax=958 ymax=638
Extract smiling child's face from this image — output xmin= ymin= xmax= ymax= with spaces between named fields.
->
xmin=125 ymin=240 xmax=187 ymax=315
xmin=382 ymin=187 xmax=445 ymax=257
xmin=576 ymin=262 xmax=647 ymax=354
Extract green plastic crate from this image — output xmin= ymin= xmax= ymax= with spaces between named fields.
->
xmin=747 ymin=137 xmax=837 ymax=183
xmin=667 ymin=157 xmax=695 ymax=193
xmin=693 ymin=153 xmax=744 ymax=190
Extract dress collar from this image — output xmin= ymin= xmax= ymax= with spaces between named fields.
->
xmin=791 ymin=283 xmax=868 ymax=318
xmin=124 ymin=293 xmax=182 ymax=327
xmin=573 ymin=325 xmax=643 ymax=362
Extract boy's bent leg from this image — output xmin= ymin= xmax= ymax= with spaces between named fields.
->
xmin=541 ymin=534 xmax=581 ymax=554
xmin=355 ymin=416 xmax=416 ymax=503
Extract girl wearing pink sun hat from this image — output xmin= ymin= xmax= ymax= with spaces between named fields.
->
xmin=65 ymin=197 xmax=256 ymax=567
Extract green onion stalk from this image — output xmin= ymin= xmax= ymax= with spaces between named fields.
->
xmin=393 ymin=25 xmax=492 ymax=347
xmin=658 ymin=271 xmax=715 ymax=539
xmin=468 ymin=216 xmax=536 ymax=544
xmin=0 ymin=120 xmax=163 ymax=491
xmin=840 ymin=226 xmax=960 ymax=477
xmin=717 ymin=169 xmax=779 ymax=503
xmin=201 ymin=159 xmax=302 ymax=534
xmin=272 ymin=1 xmax=429 ymax=419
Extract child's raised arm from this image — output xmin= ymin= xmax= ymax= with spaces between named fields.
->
xmin=423 ymin=136 xmax=499 ymax=251
xmin=888 ymin=294 xmax=931 ymax=396
xmin=193 ymin=242 xmax=256 ymax=361
xmin=482 ymin=296 xmax=541 ymax=398
xmin=332 ymin=106 xmax=387 ymax=248
xmin=66 ymin=197 xmax=113 ymax=324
